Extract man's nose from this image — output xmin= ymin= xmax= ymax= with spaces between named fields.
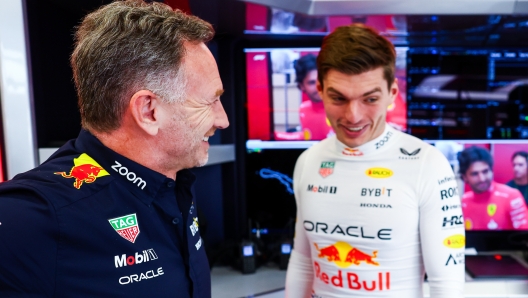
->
xmin=213 ymin=100 xmax=229 ymax=129
xmin=478 ymin=172 xmax=488 ymax=182
xmin=345 ymin=101 xmax=361 ymax=124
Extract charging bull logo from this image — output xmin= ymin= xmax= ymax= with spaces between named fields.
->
xmin=314 ymin=241 xmax=379 ymax=268
xmin=55 ymin=153 xmax=109 ymax=189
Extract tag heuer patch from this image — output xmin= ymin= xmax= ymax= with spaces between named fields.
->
xmin=108 ymin=213 xmax=140 ymax=243
xmin=319 ymin=162 xmax=335 ymax=178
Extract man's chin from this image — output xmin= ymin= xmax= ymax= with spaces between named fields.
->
xmin=196 ymin=153 xmax=209 ymax=167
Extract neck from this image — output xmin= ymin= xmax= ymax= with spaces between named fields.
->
xmin=514 ymin=176 xmax=528 ymax=186
xmin=91 ymin=128 xmax=178 ymax=180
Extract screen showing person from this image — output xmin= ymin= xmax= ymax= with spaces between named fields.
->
xmin=458 ymin=146 xmax=528 ymax=230
xmin=294 ymin=53 xmax=333 ymax=140
xmin=507 ymin=151 xmax=528 ymax=203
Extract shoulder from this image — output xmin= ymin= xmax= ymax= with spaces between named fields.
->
xmin=1 ymin=151 xmax=114 ymax=209
xmin=462 ymin=190 xmax=474 ymax=200
xmin=393 ymin=130 xmax=446 ymax=162
xmin=299 ymin=100 xmax=312 ymax=110
xmin=496 ymin=183 xmax=523 ymax=198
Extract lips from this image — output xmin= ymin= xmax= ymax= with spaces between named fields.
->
xmin=340 ymin=124 xmax=368 ymax=137
xmin=346 ymin=126 xmax=364 ymax=132
xmin=202 ymin=136 xmax=209 ymax=142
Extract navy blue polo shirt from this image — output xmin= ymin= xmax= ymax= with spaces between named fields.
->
xmin=0 ymin=130 xmax=210 ymax=297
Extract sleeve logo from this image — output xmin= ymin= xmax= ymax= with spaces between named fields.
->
xmin=54 ymin=153 xmax=109 ymax=189
xmin=443 ymin=234 xmax=465 ymax=249
xmin=108 ymin=213 xmax=140 ymax=243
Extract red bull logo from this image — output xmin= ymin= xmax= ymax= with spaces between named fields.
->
xmin=55 ymin=153 xmax=109 ymax=189
xmin=314 ymin=261 xmax=390 ymax=292
xmin=314 ymin=242 xmax=378 ymax=268
xmin=313 ymin=242 xmax=390 ymax=292
xmin=342 ymin=148 xmax=363 ymax=156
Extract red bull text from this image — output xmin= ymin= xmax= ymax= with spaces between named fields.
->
xmin=314 ymin=261 xmax=390 ymax=291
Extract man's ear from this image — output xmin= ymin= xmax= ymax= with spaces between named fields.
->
xmin=389 ymin=78 xmax=399 ymax=105
xmin=129 ymin=90 xmax=161 ymax=136
xmin=316 ymin=80 xmax=323 ymax=99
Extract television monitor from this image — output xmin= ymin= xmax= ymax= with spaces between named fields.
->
xmin=407 ymin=47 xmax=528 ymax=140
xmin=245 ymin=47 xmax=408 ymax=149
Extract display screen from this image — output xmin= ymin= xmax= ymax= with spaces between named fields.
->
xmin=435 ymin=140 xmax=528 ymax=231
xmin=407 ymin=48 xmax=528 ymax=140
xmin=245 ymin=47 xmax=408 ymax=150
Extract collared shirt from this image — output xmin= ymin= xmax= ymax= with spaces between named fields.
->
xmin=0 ymin=130 xmax=210 ymax=297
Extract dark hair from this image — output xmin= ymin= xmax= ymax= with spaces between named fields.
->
xmin=512 ymin=151 xmax=528 ymax=162
xmin=457 ymin=146 xmax=493 ymax=176
xmin=316 ymin=23 xmax=395 ymax=89
xmin=71 ymin=0 xmax=214 ymax=133
xmin=294 ymin=54 xmax=317 ymax=87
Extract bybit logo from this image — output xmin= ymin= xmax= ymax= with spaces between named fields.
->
xmin=361 ymin=188 xmax=392 ymax=197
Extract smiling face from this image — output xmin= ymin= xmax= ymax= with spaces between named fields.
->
xmin=159 ymin=42 xmax=229 ymax=170
xmin=318 ymin=67 xmax=398 ymax=148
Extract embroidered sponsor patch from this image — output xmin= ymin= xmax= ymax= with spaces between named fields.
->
xmin=109 ymin=213 xmax=140 ymax=243
xmin=54 ymin=153 xmax=109 ymax=189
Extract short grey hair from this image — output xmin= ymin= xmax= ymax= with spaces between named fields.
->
xmin=71 ymin=0 xmax=214 ymax=133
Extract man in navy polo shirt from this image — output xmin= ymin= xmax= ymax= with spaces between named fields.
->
xmin=0 ymin=1 xmax=228 ymax=297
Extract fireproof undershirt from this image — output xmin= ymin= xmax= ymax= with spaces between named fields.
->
xmin=285 ymin=125 xmax=465 ymax=298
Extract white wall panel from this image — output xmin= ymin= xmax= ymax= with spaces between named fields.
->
xmin=0 ymin=0 xmax=37 ymax=178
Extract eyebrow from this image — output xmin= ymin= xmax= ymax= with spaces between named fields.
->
xmin=215 ymin=89 xmax=225 ymax=97
xmin=326 ymin=87 xmax=382 ymax=98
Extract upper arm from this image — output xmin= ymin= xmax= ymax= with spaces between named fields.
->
xmin=417 ymin=147 xmax=465 ymax=296
xmin=292 ymin=150 xmax=311 ymax=257
xmin=508 ymin=189 xmax=528 ymax=229
xmin=0 ymin=186 xmax=58 ymax=296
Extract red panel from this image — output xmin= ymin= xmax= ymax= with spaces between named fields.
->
xmin=327 ymin=16 xmax=352 ymax=32
xmin=245 ymin=3 xmax=268 ymax=31
xmin=246 ymin=52 xmax=271 ymax=140
xmin=492 ymin=144 xmax=528 ymax=184
xmin=164 ymin=0 xmax=191 ymax=14
xmin=365 ymin=15 xmax=396 ymax=32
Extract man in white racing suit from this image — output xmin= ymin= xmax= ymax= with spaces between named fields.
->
xmin=285 ymin=24 xmax=465 ymax=298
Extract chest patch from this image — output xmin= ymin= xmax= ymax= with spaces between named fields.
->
xmin=108 ymin=213 xmax=141 ymax=243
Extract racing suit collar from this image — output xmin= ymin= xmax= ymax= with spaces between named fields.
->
xmin=334 ymin=124 xmax=397 ymax=157
xmin=74 ymin=129 xmax=195 ymax=206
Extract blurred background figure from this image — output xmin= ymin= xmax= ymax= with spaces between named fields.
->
xmin=458 ymin=146 xmax=528 ymax=230
xmin=507 ymin=151 xmax=528 ymax=203
xmin=294 ymin=54 xmax=333 ymax=140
